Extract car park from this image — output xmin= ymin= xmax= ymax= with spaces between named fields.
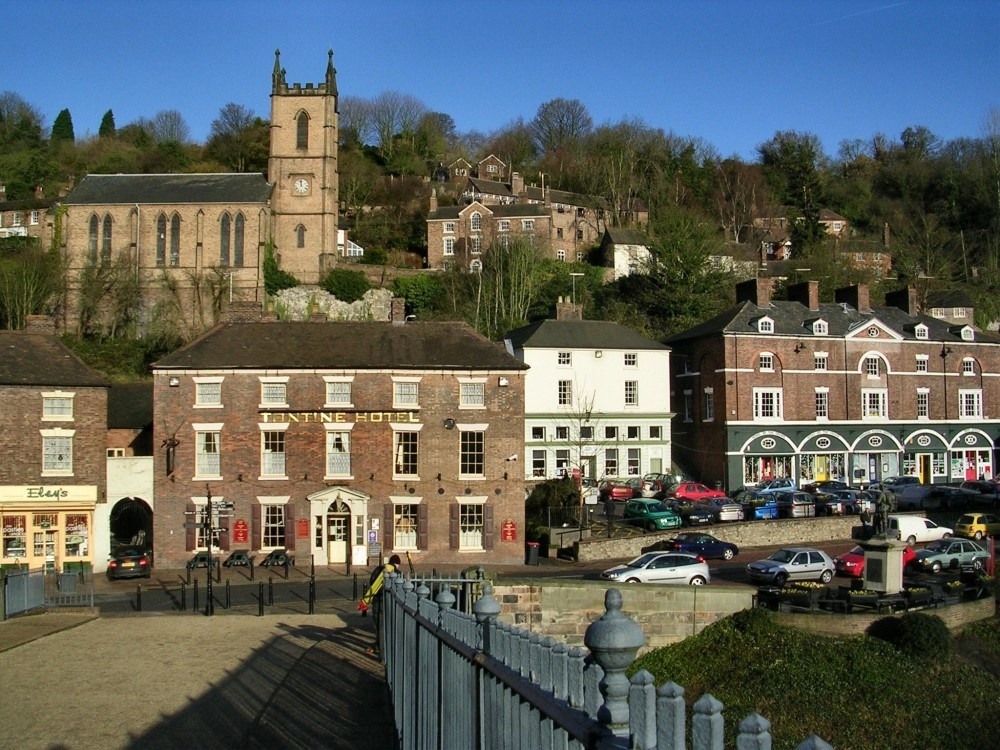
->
xmin=954 ymin=513 xmax=1000 ymax=541
xmin=913 ymin=538 xmax=988 ymax=573
xmin=831 ymin=489 xmax=876 ymax=514
xmin=600 ymin=551 xmax=710 ymax=585
xmin=802 ymin=479 xmax=850 ymax=495
xmin=598 ymin=479 xmax=638 ymax=502
xmin=664 ymin=482 xmax=727 ymax=502
xmin=752 ymin=478 xmax=797 ymax=497
xmin=958 ymin=480 xmax=1000 ymax=506
xmin=746 ymin=547 xmax=835 ymax=586
xmin=640 ymin=473 xmax=672 ymax=498
xmin=773 ymin=491 xmax=817 ymax=518
xmin=622 ymin=498 xmax=683 ymax=532
xmin=107 ymin=546 xmax=152 ymax=580
xmin=834 ymin=545 xmax=916 ymax=578
xmin=699 ymin=497 xmax=746 ymax=522
xmin=662 ymin=532 xmax=739 ymax=561
xmin=888 ymin=515 xmax=952 ymax=545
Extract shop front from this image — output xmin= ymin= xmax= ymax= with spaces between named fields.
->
xmin=901 ymin=429 xmax=948 ymax=485
xmin=797 ymin=432 xmax=849 ymax=484
xmin=950 ymin=429 xmax=994 ymax=482
xmin=849 ymin=430 xmax=903 ymax=487
xmin=1 ymin=485 xmax=97 ymax=571
xmin=738 ymin=432 xmax=796 ymax=487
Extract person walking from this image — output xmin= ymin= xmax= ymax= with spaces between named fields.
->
xmin=359 ymin=553 xmax=401 ymax=657
xmin=859 ymin=506 xmax=873 ymax=537
xmin=604 ymin=492 xmax=616 ymax=538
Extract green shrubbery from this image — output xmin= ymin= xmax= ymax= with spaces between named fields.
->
xmin=867 ymin=612 xmax=952 ymax=662
xmin=320 ymin=268 xmax=370 ymax=302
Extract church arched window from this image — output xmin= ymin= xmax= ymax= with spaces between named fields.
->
xmin=296 ymin=112 xmax=309 ymax=149
xmin=220 ymin=213 xmax=231 ymax=267
xmin=88 ymin=215 xmax=99 ymax=263
xmin=156 ymin=214 xmax=166 ymax=266
xmin=234 ymin=213 xmax=244 ymax=267
xmin=296 ymin=225 xmax=306 ymax=248
xmin=101 ymin=215 xmax=112 ymax=263
xmin=170 ymin=214 xmax=181 ymax=266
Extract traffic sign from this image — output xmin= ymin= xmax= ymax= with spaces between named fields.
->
xmin=215 ymin=501 xmax=235 ymax=510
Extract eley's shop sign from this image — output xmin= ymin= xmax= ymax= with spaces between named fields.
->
xmin=0 ymin=485 xmax=99 ymax=503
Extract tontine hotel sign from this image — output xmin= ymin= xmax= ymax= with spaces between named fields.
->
xmin=259 ymin=411 xmax=421 ymax=424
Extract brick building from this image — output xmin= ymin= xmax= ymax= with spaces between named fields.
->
xmin=426 ymin=197 xmax=551 ymax=270
xmin=668 ymin=279 xmax=1000 ymax=491
xmin=54 ymin=50 xmax=340 ymax=333
xmin=150 ymin=304 xmax=528 ymax=568
xmin=0 ymin=184 xmax=56 ymax=241
xmin=0 ymin=317 xmax=108 ymax=571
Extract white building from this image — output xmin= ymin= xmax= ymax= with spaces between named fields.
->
xmin=504 ymin=299 xmax=673 ymax=483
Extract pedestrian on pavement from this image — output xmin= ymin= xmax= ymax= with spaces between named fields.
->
xmin=359 ymin=553 xmax=401 ymax=657
xmin=604 ymin=493 xmax=616 ymax=538
xmin=860 ymin=507 xmax=873 ymax=537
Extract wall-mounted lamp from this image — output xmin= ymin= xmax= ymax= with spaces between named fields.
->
xmin=436 ymin=473 xmax=442 ymax=482
xmin=369 ymin=472 xmax=375 ymax=481
xmin=595 ymin=351 xmax=603 ymax=358
xmin=793 ymin=343 xmax=805 ymax=354
xmin=237 ymin=473 xmax=243 ymax=482
xmin=443 ymin=418 xmax=456 ymax=430
xmin=168 ymin=377 xmax=180 ymax=387
xmin=503 ymin=471 xmax=508 ymax=480
xmin=498 ymin=377 xmax=509 ymax=387
xmin=940 ymin=346 xmax=953 ymax=358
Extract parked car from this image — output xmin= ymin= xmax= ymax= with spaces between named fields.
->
xmin=954 ymin=512 xmax=1000 ymax=541
xmin=598 ymin=479 xmax=638 ymax=502
xmin=888 ymin=515 xmax=952 ymax=545
xmin=875 ymin=476 xmax=922 ymax=492
xmin=663 ymin=499 xmax=716 ymax=526
xmin=773 ymin=491 xmax=817 ymax=518
xmin=107 ymin=546 xmax=152 ymax=580
xmin=699 ymin=497 xmax=746 ymax=522
xmin=815 ymin=495 xmax=848 ymax=516
xmin=663 ymin=532 xmax=739 ymax=561
xmin=600 ymin=551 xmax=710 ymax=586
xmin=664 ymin=482 xmax=727 ymax=502
xmin=913 ymin=538 xmax=988 ymax=573
xmin=958 ymin=480 xmax=1000 ymax=506
xmin=745 ymin=496 xmax=780 ymax=520
xmin=640 ymin=473 xmax=673 ymax=498
xmin=622 ymin=499 xmax=683 ymax=532
xmin=746 ymin=547 xmax=835 ymax=586
xmin=802 ymin=479 xmax=850 ymax=495
xmin=834 ymin=545 xmax=916 ymax=578
xmin=892 ymin=484 xmax=937 ymax=511
xmin=752 ymin=478 xmax=797 ymax=497
xmin=830 ymin=489 xmax=876 ymax=514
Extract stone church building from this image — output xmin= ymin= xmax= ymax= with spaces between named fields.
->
xmin=55 ymin=50 xmax=340 ymax=334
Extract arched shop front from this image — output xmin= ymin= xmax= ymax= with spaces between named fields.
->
xmin=738 ymin=432 xmax=797 ymax=487
xmin=901 ymin=429 xmax=948 ymax=485
xmin=849 ymin=430 xmax=903 ymax=487
xmin=950 ymin=429 xmax=994 ymax=481
xmin=797 ymin=432 xmax=850 ymax=484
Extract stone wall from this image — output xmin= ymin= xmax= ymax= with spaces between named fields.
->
xmin=271 ymin=286 xmax=393 ymax=321
xmin=492 ymin=579 xmax=994 ymax=652
xmin=575 ymin=515 xmax=866 ymax=563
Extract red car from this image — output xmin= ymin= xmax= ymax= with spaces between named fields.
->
xmin=665 ymin=482 xmax=727 ymax=502
xmin=834 ymin=545 xmax=916 ymax=578
xmin=598 ymin=479 xmax=639 ymax=502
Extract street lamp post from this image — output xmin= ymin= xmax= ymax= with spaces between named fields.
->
xmin=569 ymin=272 xmax=584 ymax=306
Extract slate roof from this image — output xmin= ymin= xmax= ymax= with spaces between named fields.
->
xmin=926 ymin=289 xmax=974 ymax=308
xmin=153 ymin=321 xmax=528 ymax=372
xmin=666 ymin=300 xmax=1000 ymax=345
xmin=524 ymin=185 xmax=605 ymax=210
xmin=504 ymin=320 xmax=669 ymax=352
xmin=603 ymin=228 xmax=649 ymax=245
xmin=466 ymin=178 xmax=513 ymax=199
xmin=108 ymin=381 xmax=153 ymax=429
xmin=63 ymin=173 xmax=272 ymax=205
xmin=0 ymin=332 xmax=108 ymax=387
xmin=428 ymin=203 xmax=549 ymax=221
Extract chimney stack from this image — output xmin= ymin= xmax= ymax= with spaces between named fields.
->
xmin=390 ymin=296 xmax=407 ymax=324
xmin=735 ymin=278 xmax=773 ymax=308
xmin=787 ymin=280 xmax=820 ymax=311
xmin=224 ymin=300 xmax=265 ymax=322
xmin=555 ymin=296 xmax=583 ymax=320
xmin=885 ymin=286 xmax=921 ymax=315
xmin=429 ymin=188 xmax=438 ymax=212
xmin=835 ymin=284 xmax=870 ymax=313
xmin=511 ymin=172 xmax=524 ymax=196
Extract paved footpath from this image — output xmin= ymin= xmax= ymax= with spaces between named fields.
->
xmin=0 ymin=608 xmax=395 ymax=750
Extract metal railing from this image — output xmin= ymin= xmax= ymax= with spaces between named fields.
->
xmin=382 ymin=572 xmax=833 ymax=750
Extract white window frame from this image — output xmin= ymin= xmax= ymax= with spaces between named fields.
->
xmin=325 ymin=424 xmax=354 ymax=478
xmin=961 ymin=327 xmax=974 ymax=341
xmin=959 ymin=389 xmax=983 ymax=419
xmin=324 ymin=376 xmax=354 ymax=407
xmin=498 ymin=220 xmax=509 ymax=231
xmin=459 ymin=425 xmax=487 ymax=479
xmin=815 ymin=388 xmax=829 ymax=420
xmin=704 ymin=389 xmax=714 ymax=421
xmin=458 ymin=498 xmax=487 ymax=550
xmin=861 ymin=389 xmax=888 ymax=420
xmin=261 ymin=501 xmax=287 ymax=549
xmin=522 ymin=219 xmax=534 ymax=230
xmin=470 ymin=212 xmax=482 ymax=231
xmin=814 ymin=353 xmax=828 ymax=371
xmin=916 ymin=355 xmax=929 ymax=372
xmin=914 ymin=324 xmax=928 ymax=340
xmin=531 ymin=426 xmax=545 ymax=440
xmin=531 ymin=450 xmax=546 ymax=477
xmin=444 ymin=222 xmax=455 ymax=234
xmin=752 ymin=388 xmax=783 ymax=420
xmin=916 ymin=388 xmax=930 ymax=419
xmin=193 ymin=423 xmax=223 ymax=480
xmin=392 ymin=500 xmax=420 ymax=550
xmin=259 ymin=377 xmax=289 ymax=408
xmin=41 ymin=390 xmax=74 ymax=421
xmin=259 ymin=422 xmax=289 ymax=479
xmin=758 ymin=353 xmax=774 ymax=371
xmin=40 ymin=428 xmax=74 ymax=476
xmin=471 ymin=236 xmax=482 ymax=254
xmin=962 ymin=358 xmax=975 ymax=375
xmin=557 ymin=351 xmax=571 ymax=366
xmin=392 ymin=422 xmax=423 ymax=479
xmin=812 ymin=319 xmax=828 ymax=335
xmin=757 ymin=317 xmax=774 ymax=334
xmin=458 ymin=379 xmax=486 ymax=408
xmin=443 ymin=237 xmax=455 ymax=256
xmin=30 ymin=210 xmax=39 ymax=226
xmin=624 ymin=380 xmax=638 ymax=406
xmin=392 ymin=377 xmax=421 ymax=409
xmin=557 ymin=380 xmax=572 ymax=406
xmin=194 ymin=376 xmax=224 ymax=408
xmin=864 ymin=356 xmax=880 ymax=378
xmin=624 ymin=353 xmax=637 ymax=367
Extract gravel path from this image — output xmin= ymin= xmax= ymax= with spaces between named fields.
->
xmin=0 ymin=613 xmax=394 ymax=750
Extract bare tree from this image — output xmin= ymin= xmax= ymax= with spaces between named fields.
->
xmin=474 ymin=235 xmax=547 ymax=339
xmin=151 ymin=109 xmax=191 ymax=144
xmin=368 ymin=91 xmax=428 ymax=160
xmin=530 ymin=98 xmax=593 ymax=180
xmin=205 ymin=103 xmax=268 ymax=172
xmin=714 ymin=158 xmax=767 ymax=243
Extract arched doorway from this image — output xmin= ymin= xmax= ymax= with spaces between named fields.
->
xmin=308 ymin=487 xmax=369 ymax=567
xmin=109 ymin=497 xmax=153 ymax=555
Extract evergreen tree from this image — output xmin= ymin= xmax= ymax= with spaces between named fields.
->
xmin=98 ymin=109 xmax=116 ymax=139
xmin=51 ymin=108 xmax=74 ymax=145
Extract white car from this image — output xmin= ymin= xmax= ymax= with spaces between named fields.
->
xmin=888 ymin=515 xmax=952 ymax=545
xmin=600 ymin=552 xmax=710 ymax=586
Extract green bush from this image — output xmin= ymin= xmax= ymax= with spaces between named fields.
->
xmin=392 ymin=274 xmax=444 ymax=317
xmin=320 ymin=268 xmax=370 ymax=302
xmin=867 ymin=612 xmax=952 ymax=662
xmin=359 ymin=247 xmax=388 ymax=265
xmin=263 ymin=245 xmax=298 ymax=295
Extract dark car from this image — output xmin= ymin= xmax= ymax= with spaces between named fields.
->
xmin=802 ymin=480 xmax=850 ymax=495
xmin=107 ymin=546 xmax=152 ymax=580
xmin=664 ymin=499 xmax=715 ymax=526
xmin=773 ymin=491 xmax=817 ymax=518
xmin=623 ymin=499 xmax=683 ymax=532
xmin=959 ymin=481 xmax=1000 ymax=506
xmin=663 ymin=532 xmax=739 ymax=561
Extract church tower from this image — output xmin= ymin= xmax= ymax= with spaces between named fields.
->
xmin=268 ymin=49 xmax=339 ymax=283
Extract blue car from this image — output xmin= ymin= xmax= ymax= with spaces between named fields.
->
xmin=663 ymin=532 xmax=739 ymax=561
xmin=751 ymin=498 xmax=780 ymax=520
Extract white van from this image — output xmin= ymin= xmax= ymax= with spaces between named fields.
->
xmin=888 ymin=514 xmax=952 ymax=545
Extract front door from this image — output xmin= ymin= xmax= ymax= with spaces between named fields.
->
xmin=920 ymin=454 xmax=933 ymax=484
xmin=327 ymin=516 xmax=348 ymax=564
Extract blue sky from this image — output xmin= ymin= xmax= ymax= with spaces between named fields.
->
xmin=11 ymin=0 xmax=999 ymax=161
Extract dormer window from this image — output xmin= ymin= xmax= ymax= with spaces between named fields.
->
xmin=914 ymin=324 xmax=928 ymax=340
xmin=757 ymin=316 xmax=774 ymax=334
xmin=811 ymin=319 xmax=828 ymax=336
xmin=960 ymin=326 xmax=974 ymax=341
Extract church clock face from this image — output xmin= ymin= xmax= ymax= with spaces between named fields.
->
xmin=293 ymin=178 xmax=310 ymax=195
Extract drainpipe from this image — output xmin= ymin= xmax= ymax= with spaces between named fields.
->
xmin=135 ymin=204 xmax=141 ymax=280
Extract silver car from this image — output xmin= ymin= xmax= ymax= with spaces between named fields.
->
xmin=601 ymin=552 xmax=710 ymax=586
xmin=699 ymin=497 xmax=746 ymax=522
xmin=746 ymin=547 xmax=835 ymax=586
